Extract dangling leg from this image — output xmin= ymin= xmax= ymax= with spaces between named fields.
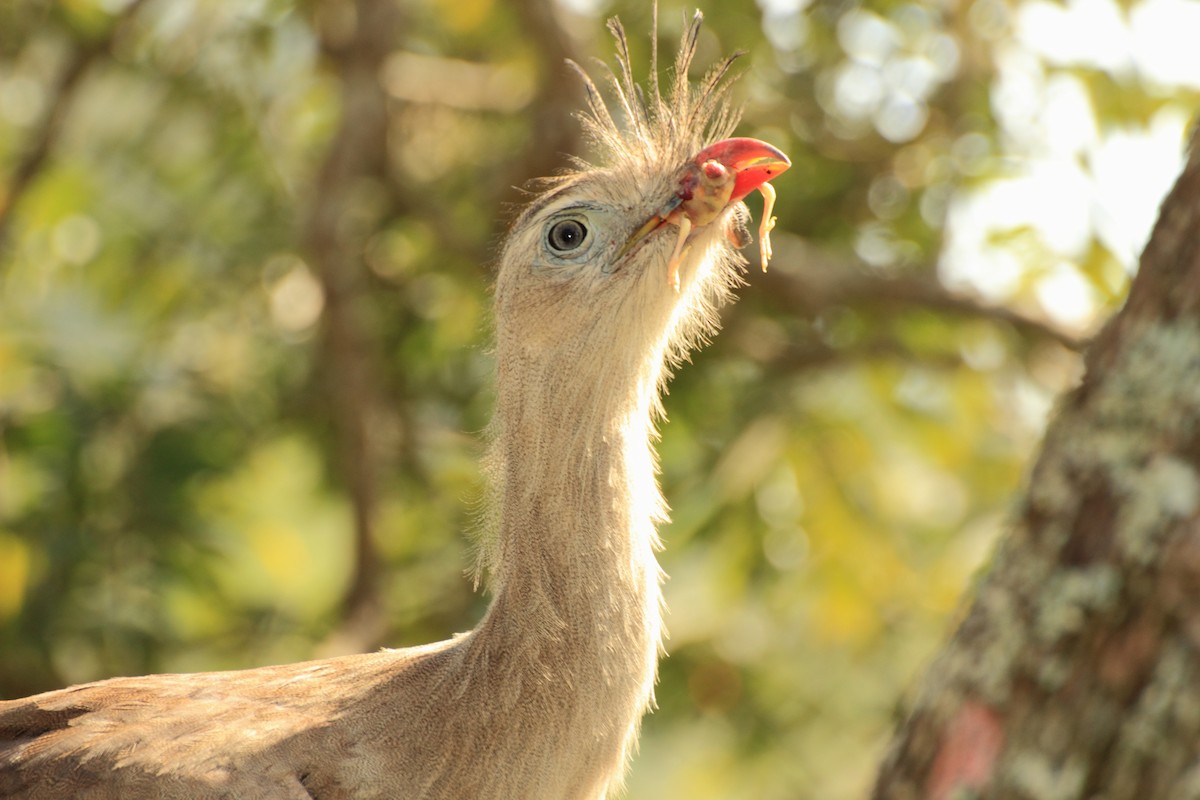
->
xmin=758 ymin=182 xmax=778 ymax=271
xmin=666 ymin=216 xmax=692 ymax=292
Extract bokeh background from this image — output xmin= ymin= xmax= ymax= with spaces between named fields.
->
xmin=1 ymin=0 xmax=1197 ymax=796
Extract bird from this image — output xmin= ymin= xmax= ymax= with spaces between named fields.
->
xmin=0 ymin=12 xmax=788 ymax=800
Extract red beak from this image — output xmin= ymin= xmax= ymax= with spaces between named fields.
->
xmin=690 ymin=137 xmax=791 ymax=202
xmin=618 ymin=136 xmax=790 ymax=260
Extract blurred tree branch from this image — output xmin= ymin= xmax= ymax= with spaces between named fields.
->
xmin=873 ymin=129 xmax=1200 ymax=798
xmin=0 ymin=0 xmax=150 ymax=258
xmin=746 ymin=334 xmax=971 ymax=375
xmin=305 ymin=0 xmax=401 ymax=657
xmin=755 ymin=244 xmax=1086 ymax=353
xmin=499 ymin=0 xmax=585 ymax=211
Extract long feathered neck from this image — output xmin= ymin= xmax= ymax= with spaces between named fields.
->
xmin=482 ymin=323 xmax=668 ymax=644
xmin=466 ymin=319 xmax=670 ymax=797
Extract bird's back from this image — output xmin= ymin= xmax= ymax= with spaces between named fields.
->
xmin=0 ymin=645 xmax=456 ymax=800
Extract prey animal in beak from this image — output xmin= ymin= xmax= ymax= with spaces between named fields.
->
xmin=620 ymin=137 xmax=791 ymax=291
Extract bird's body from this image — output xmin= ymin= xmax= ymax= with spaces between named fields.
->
xmin=0 ymin=626 xmax=644 ymax=799
xmin=0 ymin=13 xmax=787 ymax=799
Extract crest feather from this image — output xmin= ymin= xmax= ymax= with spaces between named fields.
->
xmin=567 ymin=11 xmax=743 ymax=174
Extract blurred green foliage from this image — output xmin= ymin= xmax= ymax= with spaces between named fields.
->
xmin=0 ymin=0 xmax=1196 ymax=797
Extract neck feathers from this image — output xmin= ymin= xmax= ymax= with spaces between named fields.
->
xmin=465 ymin=332 xmax=668 ymax=797
xmin=482 ymin=335 xmax=667 ymax=597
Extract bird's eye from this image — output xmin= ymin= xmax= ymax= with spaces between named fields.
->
xmin=534 ymin=207 xmax=607 ymax=272
xmin=547 ymin=219 xmax=588 ymax=253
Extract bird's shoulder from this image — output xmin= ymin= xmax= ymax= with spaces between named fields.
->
xmin=0 ymin=644 xmax=459 ymax=799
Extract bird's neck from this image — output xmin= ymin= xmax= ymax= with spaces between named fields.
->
xmin=476 ymin=336 xmax=667 ymax=725
xmin=487 ymin=336 xmax=667 ymax=614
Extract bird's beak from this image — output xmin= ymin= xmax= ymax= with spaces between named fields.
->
xmin=693 ymin=137 xmax=792 ymax=204
xmin=617 ymin=137 xmax=791 ymax=266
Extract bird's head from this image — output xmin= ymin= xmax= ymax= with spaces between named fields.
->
xmin=493 ymin=12 xmax=789 ymax=395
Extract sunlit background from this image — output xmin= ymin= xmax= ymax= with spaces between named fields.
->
xmin=0 ymin=0 xmax=1196 ymax=797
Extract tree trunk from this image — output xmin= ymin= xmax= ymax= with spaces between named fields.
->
xmin=872 ymin=131 xmax=1200 ymax=798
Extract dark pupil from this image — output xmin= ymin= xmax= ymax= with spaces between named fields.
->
xmin=548 ymin=219 xmax=587 ymax=252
